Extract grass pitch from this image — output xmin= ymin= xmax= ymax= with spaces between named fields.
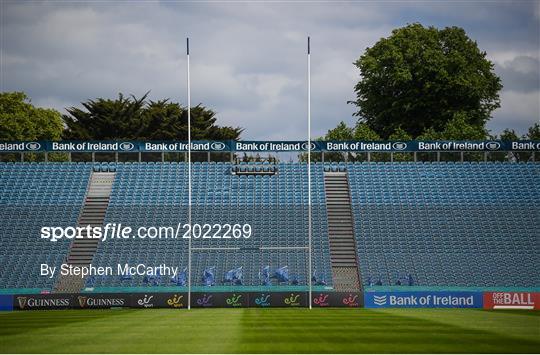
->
xmin=0 ymin=308 xmax=539 ymax=353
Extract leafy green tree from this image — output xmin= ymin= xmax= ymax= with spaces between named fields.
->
xmin=353 ymin=123 xmax=381 ymax=140
xmin=499 ymin=128 xmax=520 ymax=141
xmin=440 ymin=113 xmax=488 ymax=140
xmin=63 ymin=93 xmax=242 ymax=140
xmin=351 ymin=23 xmax=502 ymax=138
xmin=417 ymin=112 xmax=488 ymax=140
xmin=0 ymin=92 xmax=63 ymax=140
xmin=322 ymin=121 xmax=381 ymax=141
xmin=388 ymin=126 xmax=413 ymax=141
xmin=416 ymin=127 xmax=439 ymax=140
xmin=527 ymin=123 xmax=540 ymax=140
xmin=497 ymin=123 xmax=539 ymax=141
xmin=63 ymin=93 xmax=146 ymax=140
xmin=325 ymin=121 xmax=354 ymax=140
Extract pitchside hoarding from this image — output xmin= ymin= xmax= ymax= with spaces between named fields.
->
xmin=310 ymin=292 xmax=363 ymax=308
xmin=1 ymin=140 xmax=539 ymax=152
xmin=190 ymin=292 xmax=250 ymax=308
xmin=74 ymin=293 xmax=130 ymax=309
xmin=13 ymin=294 xmax=72 ymax=310
xmin=364 ymin=291 xmax=483 ymax=308
xmin=483 ymin=292 xmax=539 ymax=310
xmin=9 ymin=291 xmax=540 ymax=310
xmin=248 ymin=292 xmax=308 ymax=308
xmin=131 ymin=293 xmax=188 ymax=308
xmin=0 ymin=295 xmax=13 ymax=311
xmin=7 ymin=291 xmax=363 ymax=310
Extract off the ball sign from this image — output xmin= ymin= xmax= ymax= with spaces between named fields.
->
xmin=483 ymin=292 xmax=539 ymax=310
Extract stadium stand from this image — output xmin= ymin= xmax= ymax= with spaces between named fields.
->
xmin=0 ymin=161 xmax=538 ymax=293
xmin=90 ymin=162 xmax=332 ymax=289
xmin=0 ymin=162 xmax=90 ymax=291
xmin=348 ymin=162 xmax=540 ymax=288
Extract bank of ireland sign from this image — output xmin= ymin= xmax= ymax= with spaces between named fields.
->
xmin=365 ymin=291 xmax=483 ymax=308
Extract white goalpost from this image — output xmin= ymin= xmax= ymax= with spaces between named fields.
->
xmin=184 ymin=36 xmax=315 ymax=309
xmin=187 ymin=37 xmax=192 ymax=310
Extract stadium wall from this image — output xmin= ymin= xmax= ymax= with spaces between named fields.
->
xmin=5 ymin=291 xmax=540 ymax=310
xmin=364 ymin=291 xmax=540 ymax=309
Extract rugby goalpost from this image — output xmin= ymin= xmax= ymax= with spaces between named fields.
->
xmin=185 ymin=37 xmax=314 ymax=309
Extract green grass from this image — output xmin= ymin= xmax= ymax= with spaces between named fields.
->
xmin=0 ymin=309 xmax=539 ymax=353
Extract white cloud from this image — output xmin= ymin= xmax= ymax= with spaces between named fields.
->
xmin=488 ymin=50 xmax=540 ymax=65
xmin=489 ymin=90 xmax=540 ymax=135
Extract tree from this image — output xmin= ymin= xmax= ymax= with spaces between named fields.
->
xmin=497 ymin=123 xmax=539 ymax=141
xmin=527 ymin=123 xmax=540 ymax=140
xmin=0 ymin=92 xmax=63 ymax=140
xmin=388 ymin=126 xmax=413 ymax=141
xmin=498 ymin=128 xmax=520 ymax=141
xmin=63 ymin=93 xmax=242 ymax=140
xmin=417 ymin=112 xmax=489 ymax=140
xmin=351 ymin=23 xmax=502 ymax=138
xmin=321 ymin=121 xmax=381 ymax=141
xmin=325 ymin=121 xmax=354 ymax=140
xmin=63 ymin=93 xmax=146 ymax=140
xmin=353 ymin=123 xmax=381 ymax=141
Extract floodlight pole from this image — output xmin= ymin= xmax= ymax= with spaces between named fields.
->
xmin=187 ymin=37 xmax=192 ymax=310
xmin=307 ymin=36 xmax=313 ymax=310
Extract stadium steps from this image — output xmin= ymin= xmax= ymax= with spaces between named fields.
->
xmin=324 ymin=172 xmax=361 ymax=291
xmin=54 ymin=172 xmax=115 ymax=293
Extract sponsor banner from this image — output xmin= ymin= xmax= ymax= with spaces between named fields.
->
xmin=483 ymin=292 xmax=539 ymax=310
xmin=0 ymin=141 xmax=45 ymax=152
xmin=234 ymin=141 xmax=316 ymax=152
xmin=14 ymin=294 xmax=72 ymax=310
xmin=311 ymin=292 xmax=363 ymax=307
xmin=51 ymin=140 xmax=230 ymax=152
xmin=0 ymin=141 xmax=231 ymax=152
xmin=48 ymin=141 xmax=138 ymax=152
xmin=365 ymin=291 xmax=483 ymax=308
xmin=221 ymin=293 xmax=249 ymax=308
xmin=75 ymin=293 xmax=129 ymax=309
xmin=140 ymin=141 xmax=230 ymax=152
xmin=415 ymin=141 xmax=503 ymax=152
xmin=249 ymin=292 xmax=307 ymax=308
xmin=11 ymin=292 xmax=365 ymax=310
xmin=191 ymin=292 xmax=250 ymax=308
xmin=162 ymin=293 xmax=188 ymax=308
xmin=131 ymin=293 xmax=188 ymax=309
xmin=190 ymin=292 xmax=218 ymax=308
xmin=1 ymin=140 xmax=538 ymax=152
xmin=0 ymin=295 xmax=13 ymax=311
xmin=323 ymin=140 xmax=540 ymax=152
xmin=323 ymin=141 xmax=410 ymax=152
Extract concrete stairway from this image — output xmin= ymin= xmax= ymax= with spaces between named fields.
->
xmin=54 ymin=172 xmax=115 ymax=293
xmin=324 ymin=172 xmax=361 ymax=291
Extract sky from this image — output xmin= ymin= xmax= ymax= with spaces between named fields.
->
xmin=1 ymin=0 xmax=539 ymax=140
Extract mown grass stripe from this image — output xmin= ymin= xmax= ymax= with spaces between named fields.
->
xmin=0 ymin=309 xmax=538 ymax=353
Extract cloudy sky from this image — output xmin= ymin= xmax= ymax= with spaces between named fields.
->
xmin=1 ymin=0 xmax=539 ymax=139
